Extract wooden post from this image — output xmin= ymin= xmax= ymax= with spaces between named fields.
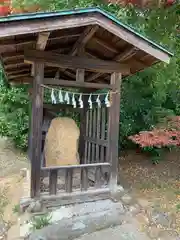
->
xmin=108 ymin=72 xmax=122 ymax=193
xmin=76 ymin=69 xmax=87 ymax=164
xmin=30 ymin=62 xmax=44 ymax=198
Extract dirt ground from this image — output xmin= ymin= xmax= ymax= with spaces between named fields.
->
xmin=119 ymin=148 xmax=180 ymax=232
xmin=0 ymin=137 xmax=29 ymax=229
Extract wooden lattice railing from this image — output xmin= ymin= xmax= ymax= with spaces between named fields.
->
xmin=41 ymin=162 xmax=111 ymax=196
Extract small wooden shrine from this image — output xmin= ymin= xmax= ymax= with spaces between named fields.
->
xmin=0 ymin=8 xmax=172 ymax=204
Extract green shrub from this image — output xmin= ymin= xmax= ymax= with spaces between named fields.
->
xmin=0 ymin=70 xmax=30 ymax=150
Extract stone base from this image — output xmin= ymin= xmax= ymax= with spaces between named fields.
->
xmin=75 ymin=223 xmax=151 ymax=240
xmin=23 ymin=199 xmax=125 ymax=239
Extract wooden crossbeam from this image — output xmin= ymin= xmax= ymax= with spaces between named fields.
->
xmin=3 ymin=47 xmax=69 ymax=65
xmin=0 ymin=41 xmax=34 ymax=53
xmin=24 ymin=50 xmax=129 ymax=74
xmin=4 ymin=62 xmax=28 ymax=70
xmin=43 ymin=78 xmax=113 ymax=89
xmin=93 ymin=37 xmax=119 ymax=54
xmin=10 ymin=77 xmax=32 ymax=84
xmin=114 ymin=47 xmax=138 ymax=61
xmin=8 ymin=73 xmax=29 ymax=80
xmin=7 ymin=68 xmax=30 ymax=75
xmin=3 ymin=54 xmax=24 ymax=63
xmin=0 ymin=33 xmax=79 ymax=50
xmin=86 ymin=47 xmax=137 ymax=82
xmin=7 ymin=68 xmax=57 ymax=80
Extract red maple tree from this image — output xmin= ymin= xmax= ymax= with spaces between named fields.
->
xmin=128 ymin=116 xmax=180 ymax=148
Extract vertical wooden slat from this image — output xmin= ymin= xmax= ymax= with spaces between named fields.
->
xmin=79 ymin=107 xmax=87 ymax=164
xmin=28 ymin=102 xmax=32 ymax=162
xmin=108 ymin=72 xmax=122 ymax=192
xmin=100 ymin=107 xmax=106 ymax=163
xmin=105 ymin=107 xmax=109 ymax=140
xmin=95 ymin=166 xmax=101 ymax=188
xmin=101 ymin=107 xmax=106 ymax=140
xmin=65 ymin=169 xmax=73 ymax=193
xmin=49 ymin=169 xmax=58 ymax=195
xmin=30 ymin=62 xmax=44 ymax=198
xmin=105 ymin=108 xmax=109 ymax=163
xmin=91 ymin=108 xmax=96 ymax=163
xmin=81 ymin=167 xmax=88 ymax=191
xmin=96 ymin=108 xmax=101 ymax=162
xmin=84 ymin=110 xmax=89 ymax=163
xmin=87 ymin=109 xmax=92 ymax=164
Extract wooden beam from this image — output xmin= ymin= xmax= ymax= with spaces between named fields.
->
xmin=8 ymin=73 xmax=29 ymax=80
xmin=56 ymin=26 xmax=99 ymax=76
xmin=9 ymin=77 xmax=33 ymax=85
xmin=86 ymin=72 xmax=103 ymax=82
xmin=114 ymin=47 xmax=138 ymax=61
xmin=70 ymin=26 xmax=99 ymax=56
xmin=4 ymin=62 xmax=28 ymax=70
xmin=42 ymin=162 xmax=110 ymax=171
xmin=108 ymin=72 xmax=122 ymax=193
xmin=7 ymin=68 xmax=30 ymax=75
xmin=93 ymin=37 xmax=119 ymax=54
xmin=31 ymin=32 xmax=50 ymax=76
xmin=0 ymin=41 xmax=35 ymax=53
xmin=43 ymin=78 xmax=113 ymax=89
xmin=50 ymin=33 xmax=80 ymax=41
xmin=0 ymin=34 xmax=79 ymax=48
xmin=3 ymin=54 xmax=24 ymax=63
xmin=0 ymin=15 xmax=96 ymax=38
xmin=24 ymin=50 xmax=129 ymax=74
xmin=86 ymin=47 xmax=137 ymax=82
xmin=30 ymin=62 xmax=44 ymax=198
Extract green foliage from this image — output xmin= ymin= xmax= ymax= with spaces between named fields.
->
xmin=176 ymin=203 xmax=180 ymax=212
xmin=1 ymin=0 xmax=180 ymax=152
xmin=30 ymin=213 xmax=52 ymax=230
xmin=0 ymin=69 xmax=30 ymax=150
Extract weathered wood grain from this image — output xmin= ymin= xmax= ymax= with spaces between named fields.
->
xmin=24 ymin=50 xmax=129 ymax=74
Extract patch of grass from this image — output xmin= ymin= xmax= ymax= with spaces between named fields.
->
xmin=30 ymin=213 xmax=52 ymax=230
xmin=176 ymin=204 xmax=180 ymax=212
xmin=12 ymin=204 xmax=20 ymax=214
xmin=0 ymin=187 xmax=9 ymax=218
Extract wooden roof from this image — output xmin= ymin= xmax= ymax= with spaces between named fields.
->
xmin=0 ymin=8 xmax=173 ymax=85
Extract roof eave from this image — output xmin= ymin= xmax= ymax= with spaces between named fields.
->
xmin=0 ymin=7 xmax=173 ymax=60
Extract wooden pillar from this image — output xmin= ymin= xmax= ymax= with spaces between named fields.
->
xmin=108 ymin=72 xmax=122 ymax=192
xmin=76 ymin=69 xmax=87 ymax=164
xmin=30 ymin=62 xmax=44 ymax=198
